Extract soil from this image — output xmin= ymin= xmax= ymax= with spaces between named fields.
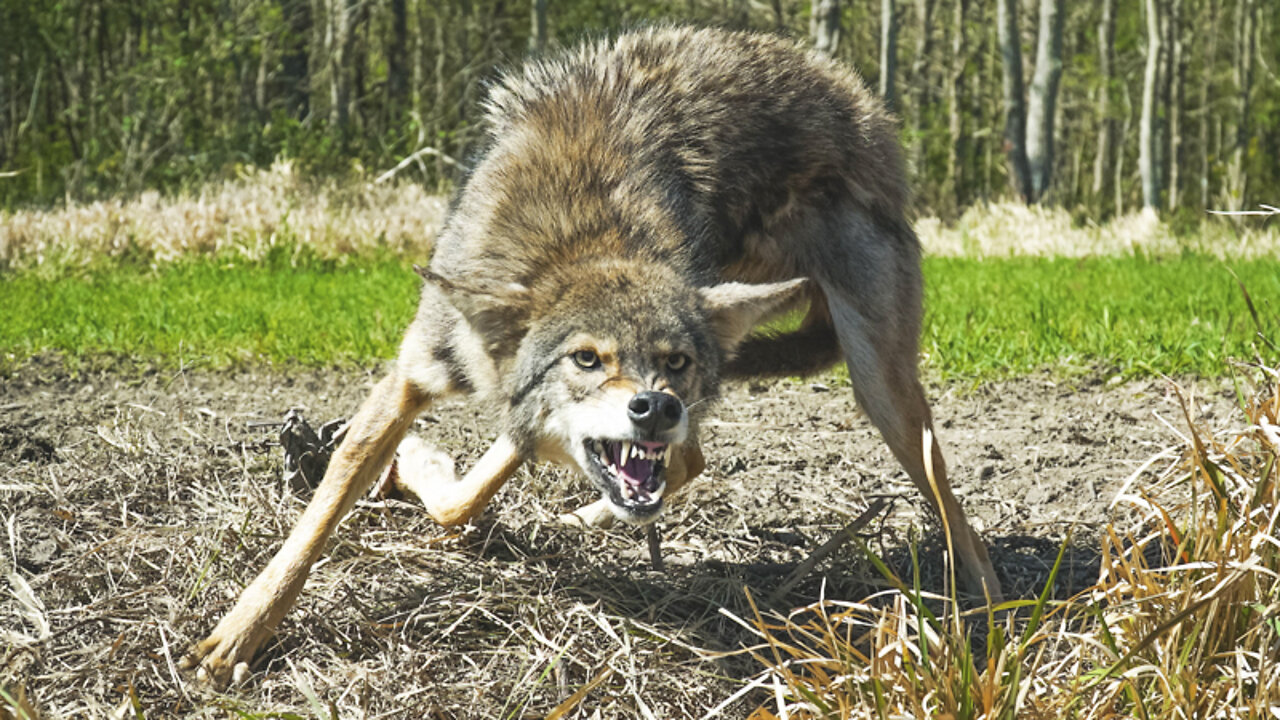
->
xmin=0 ymin=360 xmax=1236 ymax=718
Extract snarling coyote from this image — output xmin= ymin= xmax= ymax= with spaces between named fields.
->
xmin=183 ymin=26 xmax=1001 ymax=686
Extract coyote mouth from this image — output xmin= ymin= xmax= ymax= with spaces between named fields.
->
xmin=584 ymin=438 xmax=671 ymax=517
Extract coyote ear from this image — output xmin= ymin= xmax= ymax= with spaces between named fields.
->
xmin=699 ymin=278 xmax=808 ymax=353
xmin=415 ymin=265 xmax=531 ymax=343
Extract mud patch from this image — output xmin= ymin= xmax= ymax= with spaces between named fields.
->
xmin=0 ymin=363 xmax=1235 ymax=717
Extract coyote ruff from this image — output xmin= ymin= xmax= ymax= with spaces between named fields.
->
xmin=182 ymin=26 xmax=1000 ymax=686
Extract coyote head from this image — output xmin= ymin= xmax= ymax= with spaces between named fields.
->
xmin=426 ymin=258 xmax=804 ymax=523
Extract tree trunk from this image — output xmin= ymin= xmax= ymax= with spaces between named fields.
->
xmin=279 ymin=0 xmax=311 ymax=120
xmin=1092 ymin=0 xmax=1115 ymax=207
xmin=1116 ymin=75 xmax=1132 ymax=215
xmin=350 ymin=1 xmax=368 ymax=132
xmin=326 ymin=0 xmax=352 ymax=132
xmin=1025 ymin=0 xmax=1063 ymax=203
xmin=1226 ymin=0 xmax=1256 ymax=210
xmin=1166 ymin=0 xmax=1183 ymax=211
xmin=1139 ymin=0 xmax=1162 ymax=210
xmin=973 ymin=0 xmax=990 ymax=201
xmin=530 ymin=0 xmax=549 ymax=53
xmin=909 ymin=0 xmax=934 ymax=177
xmin=879 ymin=0 xmax=897 ymax=112
xmin=947 ymin=0 xmax=968 ymax=209
xmin=996 ymin=0 xmax=1031 ymax=202
xmin=388 ymin=0 xmax=408 ymax=111
xmin=810 ymin=0 xmax=841 ymax=56
xmin=1197 ymin=1 xmax=1220 ymax=209
xmin=1156 ymin=0 xmax=1173 ymax=206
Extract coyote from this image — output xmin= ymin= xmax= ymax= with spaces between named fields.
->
xmin=182 ymin=26 xmax=1001 ymax=686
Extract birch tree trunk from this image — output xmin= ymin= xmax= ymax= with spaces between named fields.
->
xmin=1197 ymin=1 xmax=1220 ymax=209
xmin=996 ymin=0 xmax=1031 ymax=202
xmin=909 ymin=0 xmax=935 ymax=176
xmin=879 ymin=0 xmax=897 ymax=113
xmin=530 ymin=0 xmax=549 ymax=53
xmin=326 ymin=0 xmax=353 ymax=132
xmin=947 ymin=0 xmax=969 ymax=209
xmin=1092 ymin=0 xmax=1115 ymax=206
xmin=1116 ymin=76 xmax=1132 ymax=215
xmin=1139 ymin=0 xmax=1162 ymax=210
xmin=810 ymin=0 xmax=841 ymax=56
xmin=1025 ymin=0 xmax=1064 ymax=203
xmin=1226 ymin=0 xmax=1256 ymax=210
xmin=1167 ymin=0 xmax=1183 ymax=211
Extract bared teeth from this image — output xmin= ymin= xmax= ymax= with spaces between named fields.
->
xmin=620 ymin=441 xmax=632 ymax=464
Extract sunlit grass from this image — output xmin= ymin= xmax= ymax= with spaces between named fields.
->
xmin=1 ymin=253 xmax=1275 ymax=378
xmin=923 ymin=255 xmax=1280 ymax=379
xmin=0 ymin=250 xmax=419 ymax=371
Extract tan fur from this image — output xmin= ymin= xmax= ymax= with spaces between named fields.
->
xmin=183 ymin=27 xmax=1001 ymax=687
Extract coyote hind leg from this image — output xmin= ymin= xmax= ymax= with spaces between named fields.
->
xmin=817 ymin=232 xmax=1002 ymax=600
xmin=181 ymin=372 xmax=428 ymax=687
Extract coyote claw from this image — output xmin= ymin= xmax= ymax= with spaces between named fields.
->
xmin=179 ymin=614 xmax=273 ymax=689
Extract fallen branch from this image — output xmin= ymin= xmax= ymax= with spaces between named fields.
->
xmin=374 ymin=146 xmax=459 ymax=184
xmin=1207 ymin=203 xmax=1279 ymax=217
xmin=768 ymin=497 xmax=890 ymax=605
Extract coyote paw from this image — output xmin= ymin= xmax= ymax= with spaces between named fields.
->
xmin=558 ymin=498 xmax=616 ymax=529
xmin=391 ymin=435 xmax=458 ymax=501
xmin=178 ymin=628 xmax=261 ymax=688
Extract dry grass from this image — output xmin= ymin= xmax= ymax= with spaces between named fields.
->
xmin=0 ymin=162 xmax=446 ymax=269
xmin=1 ymin=369 xmax=829 ymax=718
xmin=5 ymin=174 xmax=1277 ymax=271
xmin=740 ymin=358 xmax=1280 ymax=718
xmin=917 ymin=203 xmax=1280 ymax=258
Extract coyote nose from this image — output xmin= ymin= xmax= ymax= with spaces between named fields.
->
xmin=627 ymin=391 xmax=683 ymax=434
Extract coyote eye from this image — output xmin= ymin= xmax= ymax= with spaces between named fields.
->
xmin=572 ymin=349 xmax=601 ymax=369
xmin=666 ymin=353 xmax=690 ymax=372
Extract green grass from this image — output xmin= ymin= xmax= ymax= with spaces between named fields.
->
xmin=0 ymin=250 xmax=421 ymax=371
xmin=1 ymin=252 xmax=1276 ymax=378
xmin=923 ymin=255 xmax=1279 ymax=379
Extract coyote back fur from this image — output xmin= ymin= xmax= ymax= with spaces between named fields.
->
xmin=183 ymin=26 xmax=1001 ymax=687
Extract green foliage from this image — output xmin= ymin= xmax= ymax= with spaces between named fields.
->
xmin=2 ymin=1 xmax=1276 ymax=214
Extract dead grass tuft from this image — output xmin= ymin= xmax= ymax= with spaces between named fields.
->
xmin=7 ymin=181 xmax=1277 ymax=271
xmin=743 ymin=358 xmax=1280 ymax=718
xmin=0 ymin=162 xmax=446 ymax=269
xmin=918 ymin=203 xmax=1280 ymax=258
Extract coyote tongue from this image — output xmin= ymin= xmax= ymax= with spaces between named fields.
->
xmin=599 ymin=440 xmax=665 ymax=499
xmin=618 ymin=454 xmax=656 ymax=487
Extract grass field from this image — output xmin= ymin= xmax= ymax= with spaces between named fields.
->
xmin=3 ymin=252 xmax=1276 ymax=380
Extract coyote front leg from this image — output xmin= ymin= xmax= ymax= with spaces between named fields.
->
xmin=392 ymin=434 xmax=525 ymax=527
xmin=182 ymin=372 xmax=428 ymax=687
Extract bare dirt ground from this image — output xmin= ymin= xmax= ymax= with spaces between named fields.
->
xmin=0 ymin=360 xmax=1238 ymax=718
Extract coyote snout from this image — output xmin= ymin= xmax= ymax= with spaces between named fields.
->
xmin=576 ymin=390 xmax=688 ymax=522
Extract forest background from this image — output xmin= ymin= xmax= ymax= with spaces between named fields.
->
xmin=0 ymin=0 xmax=1274 ymax=221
